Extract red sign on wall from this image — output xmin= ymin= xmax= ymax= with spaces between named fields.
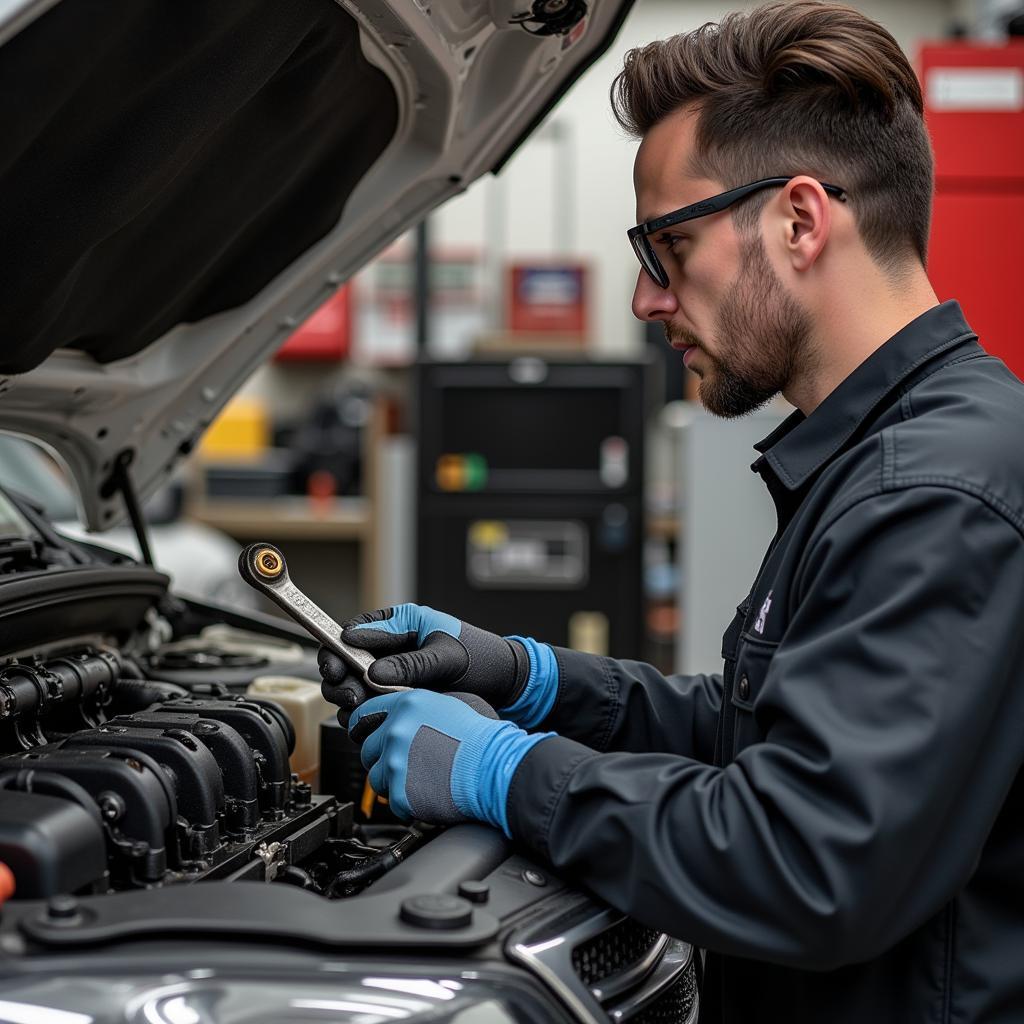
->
xmin=506 ymin=263 xmax=587 ymax=336
xmin=275 ymin=284 xmax=352 ymax=362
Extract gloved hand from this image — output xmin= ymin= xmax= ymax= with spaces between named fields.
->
xmin=319 ymin=604 xmax=559 ymax=728
xmin=348 ymin=688 xmax=554 ymax=832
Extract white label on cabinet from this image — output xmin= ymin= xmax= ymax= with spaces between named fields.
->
xmin=928 ymin=67 xmax=1023 ymax=111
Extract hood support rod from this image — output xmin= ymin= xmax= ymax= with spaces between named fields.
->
xmin=106 ymin=450 xmax=154 ymax=567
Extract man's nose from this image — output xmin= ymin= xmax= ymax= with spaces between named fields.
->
xmin=631 ymin=268 xmax=678 ymax=322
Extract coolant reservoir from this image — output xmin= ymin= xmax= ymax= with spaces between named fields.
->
xmin=247 ymin=676 xmax=336 ymax=786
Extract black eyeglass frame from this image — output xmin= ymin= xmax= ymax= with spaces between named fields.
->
xmin=628 ymin=177 xmax=847 ymax=289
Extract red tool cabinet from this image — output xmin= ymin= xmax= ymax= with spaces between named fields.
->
xmin=920 ymin=43 xmax=1024 ymax=377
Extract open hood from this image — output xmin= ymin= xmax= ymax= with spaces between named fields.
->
xmin=0 ymin=0 xmax=634 ymax=529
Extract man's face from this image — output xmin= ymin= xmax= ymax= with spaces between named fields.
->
xmin=631 ymin=107 xmax=812 ymax=417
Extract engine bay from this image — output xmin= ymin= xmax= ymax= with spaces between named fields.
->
xmin=0 ymin=487 xmax=430 ymax=903
xmin=0 ymin=493 xmax=699 ymax=1024
xmin=0 ymin=633 xmax=429 ymax=902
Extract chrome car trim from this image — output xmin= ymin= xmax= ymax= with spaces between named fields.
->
xmin=607 ymin=939 xmax=694 ymax=1022
xmin=591 ymin=933 xmax=669 ymax=1002
xmin=506 ymin=903 xmax=696 ymax=1024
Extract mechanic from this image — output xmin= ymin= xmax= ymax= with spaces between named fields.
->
xmin=320 ymin=3 xmax=1024 ymax=1021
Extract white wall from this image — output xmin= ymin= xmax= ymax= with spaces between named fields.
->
xmin=431 ymin=0 xmax=965 ymax=356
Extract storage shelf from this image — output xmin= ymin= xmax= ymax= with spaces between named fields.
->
xmin=187 ymin=496 xmax=370 ymax=540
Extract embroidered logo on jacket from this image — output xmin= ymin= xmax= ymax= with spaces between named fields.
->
xmin=754 ymin=591 xmax=773 ymax=635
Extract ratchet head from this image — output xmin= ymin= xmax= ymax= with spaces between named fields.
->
xmin=239 ymin=543 xmax=289 ymax=589
xmin=237 ymin=541 xmax=401 ymax=704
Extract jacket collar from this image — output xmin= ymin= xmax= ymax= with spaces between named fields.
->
xmin=752 ymin=301 xmax=978 ymax=492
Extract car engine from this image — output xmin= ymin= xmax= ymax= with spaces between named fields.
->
xmin=0 ymin=639 xmax=419 ymax=899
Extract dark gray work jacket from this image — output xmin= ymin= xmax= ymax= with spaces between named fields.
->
xmin=507 ymin=301 xmax=1024 ymax=1023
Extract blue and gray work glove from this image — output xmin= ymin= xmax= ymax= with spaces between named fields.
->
xmin=318 ymin=603 xmax=559 ymax=728
xmin=348 ymin=688 xmax=554 ymax=832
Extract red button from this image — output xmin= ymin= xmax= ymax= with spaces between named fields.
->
xmin=0 ymin=862 xmax=15 ymax=905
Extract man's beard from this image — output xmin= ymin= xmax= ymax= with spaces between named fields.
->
xmin=668 ymin=236 xmax=813 ymax=418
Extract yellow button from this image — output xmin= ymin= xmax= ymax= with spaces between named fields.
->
xmin=469 ymin=520 xmax=509 ymax=549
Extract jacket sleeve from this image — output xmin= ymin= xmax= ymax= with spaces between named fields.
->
xmin=506 ymin=486 xmax=1024 ymax=970
xmin=536 ymin=646 xmax=722 ymax=762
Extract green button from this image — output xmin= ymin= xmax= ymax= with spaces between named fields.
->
xmin=465 ymin=454 xmax=488 ymax=491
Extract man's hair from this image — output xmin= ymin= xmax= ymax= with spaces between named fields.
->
xmin=611 ymin=2 xmax=933 ymax=270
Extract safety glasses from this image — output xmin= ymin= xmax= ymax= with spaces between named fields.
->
xmin=628 ymin=177 xmax=847 ymax=289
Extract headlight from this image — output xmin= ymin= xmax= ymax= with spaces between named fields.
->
xmin=0 ymin=969 xmax=563 ymax=1024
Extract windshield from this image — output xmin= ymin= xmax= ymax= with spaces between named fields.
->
xmin=0 ymin=434 xmax=79 ymax=522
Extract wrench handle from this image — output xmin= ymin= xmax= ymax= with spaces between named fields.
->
xmin=237 ymin=542 xmax=407 ymax=694
xmin=264 ymin=577 xmax=376 ymax=679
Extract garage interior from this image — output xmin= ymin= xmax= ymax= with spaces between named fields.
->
xmin=0 ymin=0 xmax=1021 ymax=1020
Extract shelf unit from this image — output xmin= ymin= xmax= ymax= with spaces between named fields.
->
xmin=184 ymin=398 xmax=387 ymax=611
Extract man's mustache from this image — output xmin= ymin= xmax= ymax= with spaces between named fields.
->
xmin=664 ymin=324 xmax=704 ymax=350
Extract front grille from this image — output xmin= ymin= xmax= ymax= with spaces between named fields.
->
xmin=506 ymin=902 xmax=698 ymax=1024
xmin=631 ymin=962 xmax=698 ymax=1024
xmin=571 ymin=917 xmax=661 ymax=987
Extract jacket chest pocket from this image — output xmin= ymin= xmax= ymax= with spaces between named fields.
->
xmin=730 ymin=633 xmax=778 ymax=757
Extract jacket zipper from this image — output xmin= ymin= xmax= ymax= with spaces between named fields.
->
xmin=942 ymin=901 xmax=957 ymax=1023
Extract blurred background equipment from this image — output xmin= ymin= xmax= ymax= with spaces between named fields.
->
xmin=416 ymin=356 xmax=648 ymax=658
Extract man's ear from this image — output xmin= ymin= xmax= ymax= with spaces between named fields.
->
xmin=778 ymin=176 xmax=832 ymax=272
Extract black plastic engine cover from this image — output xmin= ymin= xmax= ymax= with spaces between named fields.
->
xmin=0 ymin=787 xmax=107 ymax=897
xmin=63 ymin=726 xmax=224 ymax=859
xmin=152 ymin=699 xmax=293 ymax=818
xmin=110 ymin=711 xmax=261 ymax=835
xmin=0 ymin=682 xmax=316 ymax=896
xmin=0 ymin=746 xmax=176 ymax=884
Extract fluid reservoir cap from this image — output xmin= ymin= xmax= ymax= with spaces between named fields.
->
xmin=400 ymin=894 xmax=472 ymax=930
xmin=46 ymin=894 xmax=80 ymax=922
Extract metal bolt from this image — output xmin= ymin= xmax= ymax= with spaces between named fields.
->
xmin=522 ymin=869 xmax=547 ymax=887
xmin=98 ymin=792 xmax=125 ymax=822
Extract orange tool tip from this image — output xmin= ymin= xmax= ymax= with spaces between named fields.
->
xmin=0 ymin=862 xmax=15 ymax=905
xmin=360 ymin=778 xmax=377 ymax=819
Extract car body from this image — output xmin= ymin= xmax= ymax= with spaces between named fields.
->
xmin=0 ymin=1 xmax=698 ymax=1021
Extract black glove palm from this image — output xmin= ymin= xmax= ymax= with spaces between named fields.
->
xmin=319 ymin=603 xmax=530 ymax=716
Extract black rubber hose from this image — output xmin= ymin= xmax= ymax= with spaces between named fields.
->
xmin=325 ymin=826 xmax=429 ymax=899
xmin=110 ymin=678 xmax=189 ymax=712
xmin=276 ymin=865 xmax=319 ymax=891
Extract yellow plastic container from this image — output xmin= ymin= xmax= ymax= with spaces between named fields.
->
xmin=199 ymin=396 xmax=270 ymax=461
xmin=246 ymin=676 xmax=335 ymax=787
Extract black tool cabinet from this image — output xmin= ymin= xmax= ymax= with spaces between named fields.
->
xmin=416 ymin=357 xmax=647 ymax=658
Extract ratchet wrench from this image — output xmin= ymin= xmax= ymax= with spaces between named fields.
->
xmin=237 ymin=542 xmax=409 ymax=696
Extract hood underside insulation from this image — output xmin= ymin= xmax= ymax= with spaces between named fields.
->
xmin=0 ymin=0 xmax=398 ymax=375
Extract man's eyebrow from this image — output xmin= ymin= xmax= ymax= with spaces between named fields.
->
xmin=638 ymin=202 xmax=696 ymax=226
xmin=640 ymin=215 xmax=693 ymax=234
xmin=638 ymin=207 xmax=672 ymax=224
